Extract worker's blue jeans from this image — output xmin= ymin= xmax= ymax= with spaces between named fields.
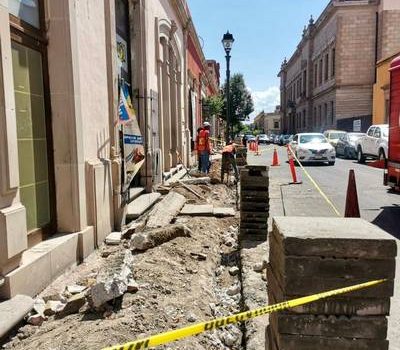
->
xmin=200 ymin=151 xmax=209 ymax=173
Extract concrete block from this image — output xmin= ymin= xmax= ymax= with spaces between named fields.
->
xmin=78 ymin=226 xmax=95 ymax=261
xmin=271 ymin=217 xmax=397 ymax=258
xmin=274 ymin=334 xmax=389 ymax=350
xmin=241 ymin=202 xmax=270 ymax=211
xmin=128 ymin=187 xmax=145 ymax=203
xmin=267 ymin=266 xmax=391 ymax=316
xmin=240 ymin=190 xmax=269 ymax=198
xmin=267 ymin=263 xmax=394 ymax=298
xmin=0 ymin=295 xmax=34 ymax=338
xmin=180 ymin=204 xmax=214 ymax=216
xmin=269 ymin=248 xmax=396 ymax=281
xmin=270 ymin=313 xmax=388 ymax=339
xmin=241 ymin=211 xmax=268 ymax=222
xmin=105 ymin=231 xmax=122 ymax=245
xmin=240 ymin=222 xmax=268 ymax=230
xmin=126 ymin=193 xmax=161 ymax=220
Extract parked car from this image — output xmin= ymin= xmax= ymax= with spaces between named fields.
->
xmin=273 ymin=135 xmax=281 ymax=144
xmin=281 ymin=134 xmax=292 ymax=145
xmin=258 ymin=134 xmax=269 ymax=144
xmin=323 ymin=130 xmax=347 ymax=148
xmin=336 ymin=132 xmax=365 ymax=159
xmin=290 ymin=133 xmax=336 ymax=165
xmin=355 ymin=124 xmax=389 ymax=163
xmin=245 ymin=134 xmax=256 ymax=142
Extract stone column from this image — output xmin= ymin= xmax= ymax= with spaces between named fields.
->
xmin=176 ymin=67 xmax=183 ymax=163
xmin=0 ymin=2 xmax=28 ymax=277
xmin=46 ymin=0 xmax=88 ymax=232
xmin=161 ymin=38 xmax=172 ymax=171
xmin=169 ymin=51 xmax=178 ymax=167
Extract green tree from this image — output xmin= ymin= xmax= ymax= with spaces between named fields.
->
xmin=222 ymin=73 xmax=254 ymax=130
xmin=202 ymin=94 xmax=224 ymax=120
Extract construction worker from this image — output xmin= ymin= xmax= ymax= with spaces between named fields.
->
xmin=196 ymin=121 xmax=211 ymax=174
xmin=221 ymin=141 xmax=239 ymax=181
xmin=195 ymin=127 xmax=203 ymax=171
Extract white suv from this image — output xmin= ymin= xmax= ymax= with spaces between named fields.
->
xmin=355 ymin=124 xmax=388 ymax=163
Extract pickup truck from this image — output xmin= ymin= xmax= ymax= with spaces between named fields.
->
xmin=355 ymin=124 xmax=389 ymax=163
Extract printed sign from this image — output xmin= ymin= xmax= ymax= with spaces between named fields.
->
xmin=119 ymin=84 xmax=145 ymax=187
xmin=353 ymin=119 xmax=361 ymax=132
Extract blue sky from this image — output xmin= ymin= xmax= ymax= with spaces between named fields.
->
xmin=188 ymin=0 xmax=329 ymax=119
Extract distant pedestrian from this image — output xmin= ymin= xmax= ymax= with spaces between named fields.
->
xmin=196 ymin=122 xmax=211 ymax=174
xmin=195 ymin=127 xmax=203 ymax=171
xmin=242 ymin=135 xmax=247 ymax=147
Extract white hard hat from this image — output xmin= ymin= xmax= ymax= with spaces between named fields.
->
xmin=203 ymin=121 xmax=210 ymax=127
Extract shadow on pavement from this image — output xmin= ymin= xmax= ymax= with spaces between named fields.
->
xmin=372 ymin=204 xmax=400 ymax=239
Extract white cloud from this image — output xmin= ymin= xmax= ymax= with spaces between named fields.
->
xmin=248 ymin=86 xmax=280 ymax=123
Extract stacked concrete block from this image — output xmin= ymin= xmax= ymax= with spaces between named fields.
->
xmin=240 ymin=165 xmax=269 ymax=241
xmin=266 ymin=217 xmax=397 ymax=350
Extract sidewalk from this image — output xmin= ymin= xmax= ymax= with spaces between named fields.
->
xmin=247 ymin=153 xmax=400 ymax=350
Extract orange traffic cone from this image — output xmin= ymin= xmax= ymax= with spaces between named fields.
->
xmin=344 ymin=169 xmax=360 ymax=218
xmin=272 ymin=148 xmax=280 ymax=166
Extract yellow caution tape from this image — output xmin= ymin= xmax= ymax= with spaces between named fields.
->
xmin=102 ymin=279 xmax=385 ymax=350
xmin=287 ymin=145 xmax=342 ymax=217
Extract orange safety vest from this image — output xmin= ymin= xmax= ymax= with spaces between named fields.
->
xmin=197 ymin=129 xmax=210 ymax=152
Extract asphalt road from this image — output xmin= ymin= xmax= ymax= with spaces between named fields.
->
xmin=250 ymin=144 xmax=400 ymax=238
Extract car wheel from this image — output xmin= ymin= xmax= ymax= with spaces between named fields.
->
xmin=378 ymin=148 xmax=386 ymax=161
xmin=328 ymin=161 xmax=335 ymax=166
xmin=357 ymin=147 xmax=365 ymax=164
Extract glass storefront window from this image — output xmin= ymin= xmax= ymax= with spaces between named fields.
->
xmin=8 ymin=0 xmax=40 ymax=29
xmin=11 ymin=42 xmax=50 ymax=231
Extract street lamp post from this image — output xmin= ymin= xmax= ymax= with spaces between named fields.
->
xmin=222 ymin=31 xmax=234 ymax=143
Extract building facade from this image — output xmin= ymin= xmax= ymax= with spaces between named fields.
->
xmin=0 ymin=0 xmax=219 ymax=299
xmin=279 ymin=0 xmax=400 ymax=134
xmin=253 ymin=107 xmax=281 ymax=135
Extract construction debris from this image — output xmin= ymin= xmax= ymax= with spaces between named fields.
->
xmin=130 ymin=224 xmax=192 ymax=251
xmin=146 ymin=192 xmax=187 ymax=229
xmin=180 ymin=204 xmax=214 ymax=216
xmin=105 ymin=232 xmax=122 ymax=245
xmin=175 ymin=177 xmax=211 ymax=186
xmin=90 ymin=250 xmax=134 ymax=308
xmin=177 ymin=181 xmax=205 ymax=199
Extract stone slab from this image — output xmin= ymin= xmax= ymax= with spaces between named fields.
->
xmin=180 ymin=204 xmax=214 ymax=216
xmin=146 ymin=191 xmax=186 ymax=229
xmin=271 ymin=333 xmax=389 ymax=350
xmin=241 ymin=211 xmax=268 ymax=221
xmin=267 ymin=263 xmax=394 ymax=298
xmin=213 ymin=207 xmax=235 ymax=217
xmin=272 ymin=217 xmax=397 ymax=258
xmin=126 ymin=193 xmax=161 ymax=220
xmin=270 ymin=313 xmax=388 ymax=339
xmin=267 ymin=266 xmax=391 ymax=316
xmin=105 ymin=231 xmax=122 ymax=245
xmin=128 ymin=187 xmax=145 ymax=203
xmin=0 ymin=295 xmax=34 ymax=338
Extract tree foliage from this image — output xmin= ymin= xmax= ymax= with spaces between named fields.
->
xmin=222 ymin=73 xmax=254 ymax=127
xmin=202 ymin=94 xmax=224 ymax=120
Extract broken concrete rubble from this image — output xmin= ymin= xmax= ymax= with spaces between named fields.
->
xmin=146 ymin=191 xmax=186 ymax=229
xmin=56 ymin=292 xmax=87 ymax=317
xmin=105 ymin=231 xmax=122 ymax=245
xmin=175 ymin=177 xmax=211 ymax=185
xmin=27 ymin=314 xmax=46 ymax=326
xmin=90 ymin=250 xmax=134 ymax=308
xmin=130 ymin=224 xmax=192 ymax=251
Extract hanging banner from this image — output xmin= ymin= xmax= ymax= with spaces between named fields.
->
xmin=119 ymin=85 xmax=145 ymax=186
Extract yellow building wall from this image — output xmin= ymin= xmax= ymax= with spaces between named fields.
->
xmin=373 ymin=52 xmax=400 ymax=124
